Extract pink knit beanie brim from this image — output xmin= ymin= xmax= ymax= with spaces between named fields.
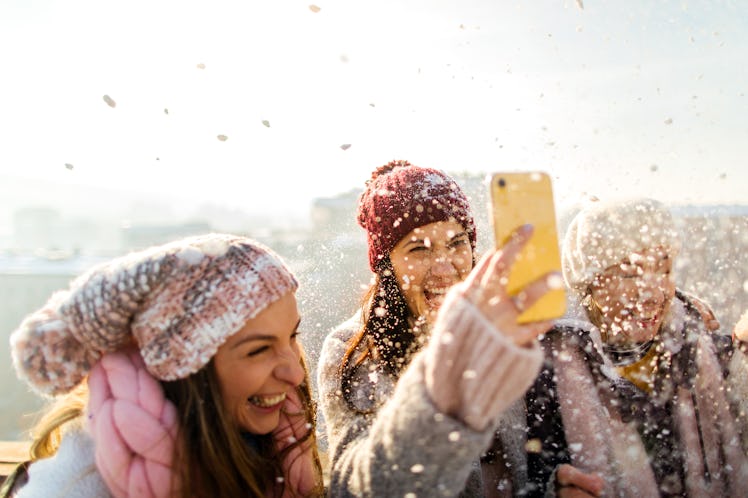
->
xmin=10 ymin=234 xmax=298 ymax=396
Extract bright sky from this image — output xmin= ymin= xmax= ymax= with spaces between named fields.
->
xmin=1 ymin=0 xmax=746 ymax=220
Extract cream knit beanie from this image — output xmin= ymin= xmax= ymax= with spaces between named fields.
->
xmin=562 ymin=198 xmax=681 ymax=294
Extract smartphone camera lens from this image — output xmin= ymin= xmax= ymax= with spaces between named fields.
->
xmin=498 ymin=178 xmax=506 ymax=188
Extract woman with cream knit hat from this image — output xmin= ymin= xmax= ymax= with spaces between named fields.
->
xmin=3 ymin=234 xmax=323 ymax=498
xmin=524 ymin=198 xmax=748 ymax=497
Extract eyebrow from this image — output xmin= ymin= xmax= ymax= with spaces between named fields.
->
xmin=229 ymin=319 xmax=301 ymax=350
xmin=402 ymin=230 xmax=468 ymax=248
xmin=614 ymin=253 xmax=671 ymax=270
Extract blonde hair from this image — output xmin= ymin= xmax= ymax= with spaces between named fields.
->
xmin=28 ymin=381 xmax=89 ymax=461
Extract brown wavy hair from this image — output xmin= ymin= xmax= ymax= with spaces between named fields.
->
xmin=339 ymin=258 xmax=427 ymax=414
xmin=162 ymin=349 xmax=324 ymax=498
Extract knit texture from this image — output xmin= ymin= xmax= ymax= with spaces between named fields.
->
xmin=87 ymin=349 xmax=179 ymax=498
xmin=422 ymin=286 xmax=544 ymax=432
xmin=562 ymin=198 xmax=681 ymax=293
xmin=10 ymin=234 xmax=298 ymax=396
xmin=529 ymin=294 xmax=748 ymax=497
xmin=356 ymin=160 xmax=476 ymax=272
xmin=317 ymin=289 xmax=542 ymax=497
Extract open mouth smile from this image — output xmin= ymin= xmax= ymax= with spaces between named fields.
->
xmin=248 ymin=392 xmax=286 ymax=408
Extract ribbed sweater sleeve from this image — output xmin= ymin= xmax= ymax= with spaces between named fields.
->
xmin=423 ymin=289 xmax=544 ymax=432
xmin=317 ymin=292 xmax=543 ymax=498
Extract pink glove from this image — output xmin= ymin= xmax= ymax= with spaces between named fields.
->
xmin=87 ymin=349 xmax=179 ymax=498
xmin=272 ymin=387 xmax=319 ymax=497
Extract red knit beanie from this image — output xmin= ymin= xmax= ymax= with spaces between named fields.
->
xmin=357 ymin=160 xmax=476 ymax=272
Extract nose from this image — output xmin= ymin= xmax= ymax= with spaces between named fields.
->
xmin=275 ymin=347 xmax=305 ymax=387
xmin=635 ymin=273 xmax=666 ymax=307
xmin=430 ymin=249 xmax=460 ymax=276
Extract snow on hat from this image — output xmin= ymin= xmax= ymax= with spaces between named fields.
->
xmin=356 ymin=160 xmax=476 ymax=272
xmin=10 ymin=234 xmax=298 ymax=396
xmin=562 ymin=198 xmax=681 ymax=294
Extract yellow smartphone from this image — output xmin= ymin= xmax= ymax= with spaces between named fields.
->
xmin=489 ymin=172 xmax=566 ymax=323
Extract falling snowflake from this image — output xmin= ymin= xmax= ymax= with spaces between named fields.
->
xmin=525 ymin=438 xmax=542 ymax=453
xmin=64 ymin=163 xmax=74 ymax=170
xmin=547 ymin=273 xmax=564 ymax=289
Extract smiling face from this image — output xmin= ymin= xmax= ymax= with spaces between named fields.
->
xmin=213 ymin=291 xmax=305 ymax=435
xmin=388 ymin=220 xmax=473 ymax=324
xmin=588 ymin=246 xmax=676 ymax=347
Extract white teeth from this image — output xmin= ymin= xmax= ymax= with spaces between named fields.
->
xmin=249 ymin=392 xmax=286 ymax=408
xmin=427 ymin=288 xmax=448 ymax=295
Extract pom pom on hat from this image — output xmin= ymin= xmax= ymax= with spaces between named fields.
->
xmin=10 ymin=234 xmax=298 ymax=396
xmin=356 ymin=160 xmax=476 ymax=272
xmin=562 ymin=198 xmax=681 ymax=294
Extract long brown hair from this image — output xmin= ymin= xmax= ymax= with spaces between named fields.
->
xmin=162 ymin=350 xmax=323 ymax=498
xmin=339 ymin=258 xmax=426 ymax=413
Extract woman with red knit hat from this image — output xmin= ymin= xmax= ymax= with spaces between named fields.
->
xmin=317 ymin=160 xmax=562 ymax=497
xmin=4 ymin=234 xmax=323 ymax=498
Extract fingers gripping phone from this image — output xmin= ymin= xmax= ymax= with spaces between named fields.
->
xmin=489 ymin=172 xmax=566 ymax=323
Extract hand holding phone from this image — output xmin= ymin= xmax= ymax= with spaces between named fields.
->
xmin=489 ymin=172 xmax=566 ymax=323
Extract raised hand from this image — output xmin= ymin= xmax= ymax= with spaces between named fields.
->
xmin=556 ymin=464 xmax=605 ymax=498
xmin=456 ymin=224 xmax=561 ymax=346
xmin=272 ymin=386 xmax=320 ymax=497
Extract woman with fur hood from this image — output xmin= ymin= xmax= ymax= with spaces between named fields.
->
xmin=524 ymin=198 xmax=748 ymax=497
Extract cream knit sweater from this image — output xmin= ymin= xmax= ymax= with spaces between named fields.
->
xmin=317 ymin=290 xmax=543 ymax=497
